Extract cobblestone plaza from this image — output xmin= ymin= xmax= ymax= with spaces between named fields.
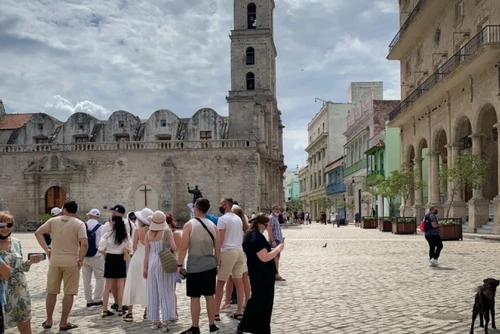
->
xmin=6 ymin=224 xmax=500 ymax=334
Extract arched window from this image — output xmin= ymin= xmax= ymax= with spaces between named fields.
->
xmin=246 ymin=47 xmax=255 ymax=65
xmin=247 ymin=3 xmax=256 ymax=29
xmin=246 ymin=72 xmax=255 ymax=90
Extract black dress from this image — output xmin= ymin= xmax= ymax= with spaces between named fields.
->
xmin=238 ymin=230 xmax=277 ymax=334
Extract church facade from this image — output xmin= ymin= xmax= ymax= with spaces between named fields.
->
xmin=0 ymin=0 xmax=284 ymax=228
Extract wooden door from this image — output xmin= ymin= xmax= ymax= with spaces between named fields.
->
xmin=45 ymin=186 xmax=66 ymax=214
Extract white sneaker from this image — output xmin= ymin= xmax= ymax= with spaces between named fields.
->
xmin=429 ymin=260 xmax=435 ymax=267
xmin=429 ymin=258 xmax=438 ymax=266
xmin=432 ymin=258 xmax=439 ymax=266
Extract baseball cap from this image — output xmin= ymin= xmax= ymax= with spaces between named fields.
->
xmin=50 ymin=207 xmax=62 ymax=217
xmin=109 ymin=205 xmax=126 ymax=214
xmin=86 ymin=208 xmax=101 ymax=217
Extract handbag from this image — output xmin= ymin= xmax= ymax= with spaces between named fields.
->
xmin=159 ymin=229 xmax=178 ymax=273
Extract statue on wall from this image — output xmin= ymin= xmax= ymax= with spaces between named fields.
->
xmin=187 ymin=183 xmax=203 ymax=204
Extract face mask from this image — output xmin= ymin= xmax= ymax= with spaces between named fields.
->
xmin=434 ymin=210 xmax=439 ymax=215
xmin=219 ymin=206 xmax=225 ymax=215
xmin=0 ymin=233 xmax=11 ymax=240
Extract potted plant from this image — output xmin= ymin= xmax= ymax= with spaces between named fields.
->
xmin=379 ymin=216 xmax=392 ymax=232
xmin=438 ymin=154 xmax=488 ymax=241
xmin=361 ymin=216 xmax=378 ymax=229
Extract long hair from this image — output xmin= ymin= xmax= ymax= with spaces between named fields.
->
xmin=232 ymin=205 xmax=249 ymax=233
xmin=166 ymin=213 xmax=177 ymax=229
xmin=111 ymin=216 xmax=128 ymax=245
xmin=248 ymin=213 xmax=269 ymax=233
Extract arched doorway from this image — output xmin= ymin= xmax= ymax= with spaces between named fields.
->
xmin=45 ymin=186 xmax=67 ymax=214
xmin=134 ymin=185 xmax=159 ymax=211
xmin=455 ymin=116 xmax=473 ymax=201
xmin=477 ymin=104 xmax=498 ymax=201
xmin=435 ymin=129 xmax=448 ymax=203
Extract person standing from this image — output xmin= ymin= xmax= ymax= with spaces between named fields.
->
xmin=269 ymin=204 xmax=285 ymax=281
xmin=424 ymin=207 xmax=443 ymax=267
xmin=237 ymin=214 xmax=284 ymax=334
xmin=177 ymin=198 xmax=221 ymax=334
xmin=35 ymin=201 xmax=88 ymax=331
xmin=214 ymin=198 xmax=245 ymax=322
xmin=144 ymin=211 xmax=177 ymax=330
xmin=0 ymin=253 xmax=11 ymax=334
xmin=82 ymin=209 xmax=104 ymax=308
xmin=43 ymin=207 xmax=61 ymax=249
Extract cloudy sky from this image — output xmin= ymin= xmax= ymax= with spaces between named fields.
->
xmin=0 ymin=0 xmax=401 ymax=170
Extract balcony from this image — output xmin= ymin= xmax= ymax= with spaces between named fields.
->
xmin=366 ymin=170 xmax=385 ymax=186
xmin=343 ymin=159 xmax=366 ymax=177
xmin=387 ymin=0 xmax=447 ymax=60
xmin=305 ymin=130 xmax=328 ymax=152
xmin=389 ymin=26 xmax=500 ymax=126
xmin=326 ymin=183 xmax=346 ymax=195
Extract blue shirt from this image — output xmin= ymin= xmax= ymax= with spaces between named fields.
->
xmin=205 ymin=213 xmax=219 ymax=226
xmin=270 ymin=214 xmax=283 ymax=242
xmin=0 ymin=257 xmax=5 ymax=305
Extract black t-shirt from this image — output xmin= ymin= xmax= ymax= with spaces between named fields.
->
xmin=243 ymin=230 xmax=277 ymax=279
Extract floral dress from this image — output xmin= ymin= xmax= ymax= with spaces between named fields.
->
xmin=0 ymin=238 xmax=31 ymax=327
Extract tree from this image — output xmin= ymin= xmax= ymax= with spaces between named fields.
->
xmin=318 ymin=197 xmax=332 ymax=212
xmin=361 ymin=194 xmax=373 ymax=216
xmin=374 ymin=175 xmax=395 ymax=218
xmin=439 ymin=153 xmax=489 ymax=219
xmin=287 ymin=199 xmax=304 ymax=213
xmin=384 ymin=168 xmax=423 ymax=217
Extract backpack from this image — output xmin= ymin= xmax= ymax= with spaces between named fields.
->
xmin=419 ymin=214 xmax=431 ymax=232
xmin=85 ymin=222 xmax=102 ymax=257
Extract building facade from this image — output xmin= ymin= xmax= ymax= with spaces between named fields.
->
xmin=283 ymin=169 xmax=299 ymax=203
xmin=387 ymin=0 xmax=500 ymax=233
xmin=325 ymin=157 xmax=346 ymax=218
xmin=0 ymin=0 xmax=285 ymax=228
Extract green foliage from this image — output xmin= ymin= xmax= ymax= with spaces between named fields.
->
xmin=362 ymin=216 xmax=377 ymax=220
xmin=338 ymin=201 xmax=355 ymax=210
xmin=439 ymin=153 xmax=489 ymax=218
xmin=317 ymin=197 xmax=333 ymax=211
xmin=38 ymin=214 xmax=52 ymax=223
xmin=441 ymin=219 xmax=461 ymax=226
xmin=287 ymin=200 xmax=304 ymax=212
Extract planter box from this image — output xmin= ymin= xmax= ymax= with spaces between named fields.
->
xmin=361 ymin=217 xmax=378 ymax=229
xmin=392 ymin=217 xmax=417 ymax=234
xmin=439 ymin=218 xmax=463 ymax=241
xmin=378 ymin=218 xmax=392 ymax=232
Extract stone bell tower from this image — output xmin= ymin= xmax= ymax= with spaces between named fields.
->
xmin=226 ymin=0 xmax=285 ymax=208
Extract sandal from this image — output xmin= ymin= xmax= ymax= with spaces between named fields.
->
xmin=41 ymin=321 xmax=52 ymax=329
xmin=123 ymin=313 xmax=133 ymax=322
xmin=230 ymin=313 xmax=244 ymax=320
xmin=220 ymin=303 xmax=232 ymax=312
xmin=214 ymin=314 xmax=221 ymax=321
xmin=102 ymin=310 xmax=114 ymax=318
xmin=59 ymin=323 xmax=78 ymax=331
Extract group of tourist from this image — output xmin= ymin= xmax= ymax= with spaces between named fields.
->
xmin=0 ymin=197 xmax=286 ymax=334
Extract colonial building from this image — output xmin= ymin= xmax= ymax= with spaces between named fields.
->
xmin=283 ymin=169 xmax=299 ymax=203
xmin=387 ymin=0 xmax=500 ymax=233
xmin=324 ymin=157 xmax=346 ymax=217
xmin=0 ymin=0 xmax=285 ymax=228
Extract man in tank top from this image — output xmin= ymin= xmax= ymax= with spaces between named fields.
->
xmin=177 ymin=198 xmax=221 ymax=334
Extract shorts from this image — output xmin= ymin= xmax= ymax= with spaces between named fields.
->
xmin=186 ymin=268 xmax=217 ymax=298
xmin=218 ymin=249 xmax=245 ymax=281
xmin=47 ymin=266 xmax=80 ymax=295
xmin=275 ymin=240 xmax=282 ymax=258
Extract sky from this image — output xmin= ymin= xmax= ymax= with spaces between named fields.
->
xmin=0 ymin=0 xmax=401 ymax=171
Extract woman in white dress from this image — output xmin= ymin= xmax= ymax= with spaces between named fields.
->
xmin=122 ymin=208 xmax=153 ymax=322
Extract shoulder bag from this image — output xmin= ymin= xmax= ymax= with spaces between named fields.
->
xmin=158 ymin=229 xmax=178 ymax=273
xmin=194 ymin=217 xmax=215 ymax=244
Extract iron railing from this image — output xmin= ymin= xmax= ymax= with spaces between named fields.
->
xmin=388 ymin=0 xmax=428 ymax=52
xmin=389 ymin=25 xmax=500 ymax=121
xmin=343 ymin=159 xmax=366 ymax=177
xmin=325 ymin=183 xmax=346 ymax=195
xmin=366 ymin=170 xmax=385 ymax=186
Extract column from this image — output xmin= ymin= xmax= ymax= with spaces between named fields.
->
xmin=428 ymin=151 xmax=440 ymax=204
xmin=450 ymin=143 xmax=462 ymax=201
xmin=414 ymin=156 xmax=423 ymax=205
xmin=471 ymin=134 xmax=484 ymax=199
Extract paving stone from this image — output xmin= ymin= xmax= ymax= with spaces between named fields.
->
xmin=4 ymin=225 xmax=498 ymax=333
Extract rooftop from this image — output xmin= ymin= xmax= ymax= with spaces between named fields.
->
xmin=0 ymin=114 xmax=33 ymax=130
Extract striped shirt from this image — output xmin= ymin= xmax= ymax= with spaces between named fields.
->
xmin=270 ymin=215 xmax=283 ymax=242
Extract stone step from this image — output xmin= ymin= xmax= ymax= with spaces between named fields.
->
xmin=477 ymin=227 xmax=493 ymax=234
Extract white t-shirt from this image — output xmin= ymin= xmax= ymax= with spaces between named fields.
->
xmin=217 ymin=212 xmax=243 ymax=252
xmin=85 ymin=219 xmax=104 ymax=258
xmin=102 ymin=218 xmax=133 ymax=236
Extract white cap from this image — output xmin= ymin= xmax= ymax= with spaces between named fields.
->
xmin=50 ymin=207 xmax=62 ymax=217
xmin=86 ymin=208 xmax=100 ymax=217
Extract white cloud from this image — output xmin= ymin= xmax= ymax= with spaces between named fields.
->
xmin=43 ymin=95 xmax=111 ymax=120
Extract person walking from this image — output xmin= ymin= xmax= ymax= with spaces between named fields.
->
xmin=269 ymin=204 xmax=285 ymax=281
xmin=214 ymin=198 xmax=246 ymax=322
xmin=424 ymin=207 xmax=443 ymax=267
xmin=98 ymin=215 xmax=132 ymax=318
xmin=177 ymin=198 xmax=221 ymax=334
xmin=35 ymin=201 xmax=88 ymax=331
xmin=82 ymin=209 xmax=104 ymax=308
xmin=122 ymin=208 xmax=152 ymax=322
xmin=0 ymin=211 xmax=43 ymax=334
xmin=237 ymin=214 xmax=284 ymax=334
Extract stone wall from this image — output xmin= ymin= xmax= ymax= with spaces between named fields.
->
xmin=372 ymin=100 xmax=400 ymax=137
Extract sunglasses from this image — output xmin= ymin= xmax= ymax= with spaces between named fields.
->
xmin=0 ymin=223 xmax=13 ymax=228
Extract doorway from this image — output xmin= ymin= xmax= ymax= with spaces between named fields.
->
xmin=45 ymin=186 xmax=66 ymax=214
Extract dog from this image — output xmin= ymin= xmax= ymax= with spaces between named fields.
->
xmin=470 ymin=278 xmax=500 ymax=333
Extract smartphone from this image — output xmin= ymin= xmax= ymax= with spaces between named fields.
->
xmin=28 ymin=253 xmax=46 ymax=261
xmin=179 ymin=268 xmax=188 ymax=279
xmin=282 ymin=237 xmax=285 ymax=243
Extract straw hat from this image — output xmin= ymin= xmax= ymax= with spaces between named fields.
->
xmin=148 ymin=211 xmax=167 ymax=231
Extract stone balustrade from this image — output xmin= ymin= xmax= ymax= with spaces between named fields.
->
xmin=0 ymin=139 xmax=257 ymax=153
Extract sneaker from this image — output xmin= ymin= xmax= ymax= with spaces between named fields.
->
xmin=431 ymin=258 xmax=439 ymax=266
xmin=93 ymin=301 xmax=103 ymax=307
xmin=86 ymin=302 xmax=94 ymax=307
xmin=209 ymin=324 xmax=219 ymax=333
xmin=180 ymin=327 xmax=201 ymax=334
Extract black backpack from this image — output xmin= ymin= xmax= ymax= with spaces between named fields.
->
xmin=85 ymin=223 xmax=101 ymax=257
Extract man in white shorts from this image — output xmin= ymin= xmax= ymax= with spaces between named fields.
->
xmin=214 ymin=198 xmax=245 ymax=321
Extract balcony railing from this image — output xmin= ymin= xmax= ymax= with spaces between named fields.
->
xmin=389 ymin=25 xmax=500 ymax=121
xmin=366 ymin=170 xmax=385 ymax=186
xmin=343 ymin=159 xmax=366 ymax=177
xmin=388 ymin=0 xmax=428 ymax=52
xmin=326 ymin=183 xmax=346 ymax=195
